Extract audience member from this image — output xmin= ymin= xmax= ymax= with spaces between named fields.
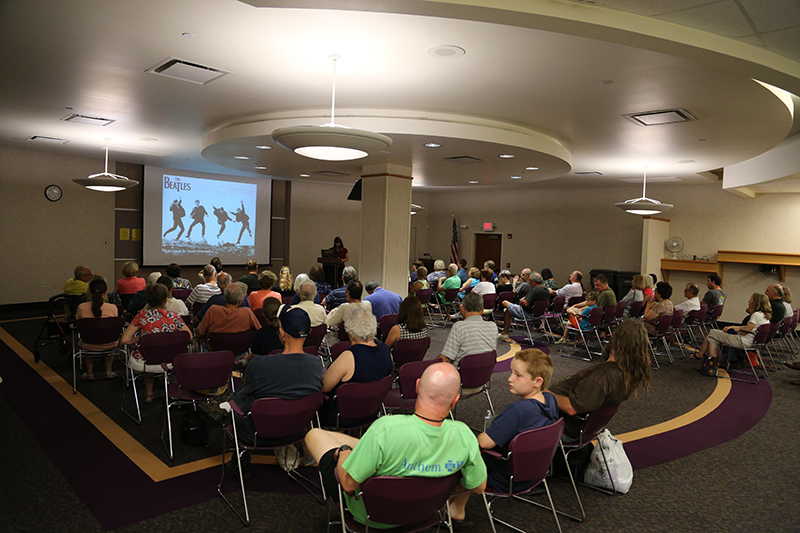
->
xmin=194 ymin=272 xmax=249 ymax=324
xmin=305 ymin=363 xmax=487 ymax=529
xmin=225 ymin=307 xmax=323 ymax=476
xmin=250 ymin=297 xmax=283 ymax=355
xmin=277 ymin=266 xmax=295 ymax=298
xmin=426 ymin=259 xmax=447 ymax=289
xmin=117 ymin=261 xmax=146 ymax=295
xmin=513 ymin=268 xmax=532 ymax=299
xmin=309 ymin=265 xmax=333 ymax=299
xmin=765 ymin=284 xmax=786 ymax=324
xmin=498 ymin=271 xmax=549 ymax=341
xmin=323 ymin=266 xmax=358 ymax=309
xmin=186 ymin=265 xmax=221 ymax=306
xmin=75 ymin=277 xmax=118 ymax=380
xmin=248 ymin=270 xmax=281 ymax=310
xmin=408 ymin=260 xmax=423 ymax=284
xmin=408 ymin=266 xmax=429 ymax=297
xmin=540 ymin=268 xmax=558 ymax=291
xmin=458 ymin=267 xmax=481 ymax=299
xmin=285 ymin=280 xmax=327 ymax=327
xmin=319 ymin=306 xmax=393 ymax=426
xmin=694 ymin=292 xmax=771 ymax=364
xmin=127 ymin=271 xmax=162 ymax=314
xmin=156 ymin=276 xmax=189 ymax=316
xmin=325 ymin=280 xmax=371 ymax=328
xmin=558 ymin=291 xmax=598 ymax=343
xmin=440 ymin=292 xmax=498 ymax=365
xmin=384 ymin=295 xmax=428 ymax=349
xmin=166 ymin=263 xmax=192 ymax=289
xmin=702 ymin=274 xmax=726 ymax=309
xmin=210 ymin=256 xmax=223 ymax=274
xmin=549 ymin=270 xmax=583 ymax=300
xmin=239 ymin=259 xmax=260 ymax=293
xmin=452 ymin=269 xmax=496 ymax=321
xmin=573 ymin=274 xmax=616 ymax=310
xmin=496 ymin=270 xmax=513 ymax=295
xmin=64 ymin=265 xmax=92 ymax=296
xmin=484 ymin=260 xmax=498 ymax=283
xmin=437 ymin=263 xmax=462 ymax=305
xmin=548 ymin=319 xmax=651 ymax=439
xmin=674 ymin=283 xmax=701 ymax=313
xmin=457 ymin=258 xmax=469 ymax=283
xmin=121 ymin=283 xmax=193 ymax=403
xmin=197 ymin=282 xmax=260 ymax=344
xmin=450 ymin=349 xmax=558 ymax=519
xmin=642 ymin=281 xmax=674 ymax=335
xmin=781 ymin=285 xmax=793 ymax=320
xmin=364 ymin=281 xmax=403 ymax=321
xmin=620 ymin=274 xmax=646 ymax=314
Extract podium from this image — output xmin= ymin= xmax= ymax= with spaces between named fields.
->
xmin=318 ymin=257 xmax=344 ymax=288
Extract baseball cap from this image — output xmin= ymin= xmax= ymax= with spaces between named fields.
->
xmin=278 ymin=306 xmax=310 ymax=338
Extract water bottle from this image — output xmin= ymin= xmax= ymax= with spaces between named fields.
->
xmin=483 ymin=410 xmax=492 ymax=431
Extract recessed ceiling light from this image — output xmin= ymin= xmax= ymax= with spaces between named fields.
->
xmin=140 ymin=137 xmax=158 ymax=142
xmin=300 ymin=174 xmax=310 ymax=178
xmin=678 ymin=159 xmax=695 ymax=164
xmin=235 ymin=155 xmax=249 ymax=160
xmin=525 ymin=166 xmax=539 ymax=171
xmin=255 ymin=145 xmax=272 ymax=150
xmin=254 ymin=166 xmax=267 ymax=170
xmin=468 ymin=180 xmax=479 ymax=184
xmin=411 ymin=211 xmax=418 ymax=215
xmin=499 ymin=154 xmax=514 ymax=159
xmin=602 ymin=79 xmax=614 ymax=85
xmin=510 ymin=176 xmax=522 ymax=180
xmin=427 ymin=45 xmax=466 ymax=58
xmin=424 ymin=143 xmax=441 ymax=148
xmin=182 ymin=32 xmax=194 ymax=38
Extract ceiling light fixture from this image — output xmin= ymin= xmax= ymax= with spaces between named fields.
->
xmin=424 ymin=143 xmax=441 ymax=148
xmin=510 ymin=176 xmax=522 ymax=180
xmin=499 ymin=154 xmax=514 ymax=159
xmin=73 ymin=139 xmax=139 ymax=192
xmin=526 ymin=166 xmax=539 ymax=171
xmin=271 ymin=55 xmax=392 ymax=161
xmin=615 ymin=167 xmax=673 ymax=216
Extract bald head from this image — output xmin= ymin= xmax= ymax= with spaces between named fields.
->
xmin=217 ymin=272 xmax=232 ymax=290
xmin=417 ymin=363 xmax=461 ymax=409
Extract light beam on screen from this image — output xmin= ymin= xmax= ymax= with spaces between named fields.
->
xmin=142 ymin=166 xmax=271 ymax=267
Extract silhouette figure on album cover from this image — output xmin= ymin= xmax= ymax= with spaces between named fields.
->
xmin=186 ymin=199 xmax=207 ymax=239
xmin=213 ymin=206 xmax=231 ymax=238
xmin=233 ymin=201 xmax=252 ymax=244
xmin=163 ymin=199 xmax=185 ymax=239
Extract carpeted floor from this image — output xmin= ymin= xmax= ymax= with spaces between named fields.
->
xmin=1 ymin=313 xmax=799 ymax=532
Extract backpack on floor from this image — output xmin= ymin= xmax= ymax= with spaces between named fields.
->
xmin=180 ymin=410 xmax=208 ymax=447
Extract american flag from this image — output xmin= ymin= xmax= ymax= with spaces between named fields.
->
xmin=450 ymin=217 xmax=459 ymax=265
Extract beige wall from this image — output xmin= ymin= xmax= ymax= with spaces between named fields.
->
xmin=1 ymin=146 xmax=115 ymax=305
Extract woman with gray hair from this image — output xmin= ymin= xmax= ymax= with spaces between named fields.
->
xmin=319 ymin=305 xmax=393 ymax=426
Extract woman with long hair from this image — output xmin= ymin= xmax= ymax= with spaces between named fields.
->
xmin=251 ymin=297 xmax=283 ymax=355
xmin=694 ymin=292 xmax=771 ymax=363
xmin=620 ymin=274 xmax=646 ymax=316
xmin=331 ymin=236 xmax=349 ymax=263
xmin=384 ymin=295 xmax=429 ymax=348
xmin=277 ymin=266 xmax=295 ymax=297
xmin=75 ymin=277 xmax=119 ymax=380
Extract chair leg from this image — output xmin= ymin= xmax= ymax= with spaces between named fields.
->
xmin=217 ymin=414 xmax=250 ymax=526
xmin=121 ymin=368 xmax=143 ymax=424
xmin=482 ymin=494 xmax=499 ymax=533
xmin=161 ymin=373 xmax=174 ymax=460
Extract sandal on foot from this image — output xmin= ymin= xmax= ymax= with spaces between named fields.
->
xmin=689 ymin=354 xmax=702 ymax=360
xmin=81 ymin=373 xmax=95 ymax=381
xmin=105 ymin=371 xmax=117 ymax=379
xmin=144 ymin=394 xmax=154 ymax=403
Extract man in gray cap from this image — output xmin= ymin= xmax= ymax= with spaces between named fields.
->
xmin=226 ymin=306 xmax=324 ymax=475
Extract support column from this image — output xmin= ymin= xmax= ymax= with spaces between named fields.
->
xmin=641 ymin=216 xmax=671 ymax=279
xmin=358 ymin=164 xmax=413 ymax=297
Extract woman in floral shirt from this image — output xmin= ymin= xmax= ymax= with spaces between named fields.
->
xmin=121 ymin=283 xmax=192 ymax=402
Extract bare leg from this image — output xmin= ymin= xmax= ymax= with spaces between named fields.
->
xmin=449 ymin=482 xmax=471 ymax=521
xmin=144 ymin=377 xmax=154 ymax=401
xmin=84 ymin=356 xmax=95 ymax=375
xmin=501 ymin=302 xmax=512 ymax=335
xmin=104 ymin=355 xmax=114 ymax=374
xmin=305 ymin=428 xmax=360 ymax=463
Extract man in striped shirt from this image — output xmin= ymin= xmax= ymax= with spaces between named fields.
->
xmin=439 ymin=292 xmax=498 ymax=366
xmin=186 ymin=264 xmax=221 ymax=306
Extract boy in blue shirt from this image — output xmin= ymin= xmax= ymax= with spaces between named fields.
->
xmin=450 ymin=348 xmax=559 ymax=522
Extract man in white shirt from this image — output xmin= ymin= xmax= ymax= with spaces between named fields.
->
xmin=550 ymin=270 xmax=584 ymax=300
xmin=186 ymin=264 xmax=221 ymax=306
xmin=674 ymin=283 xmax=701 ymax=313
xmin=325 ymin=280 xmax=372 ymax=328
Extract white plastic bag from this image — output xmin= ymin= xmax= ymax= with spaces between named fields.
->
xmin=583 ymin=429 xmax=633 ymax=493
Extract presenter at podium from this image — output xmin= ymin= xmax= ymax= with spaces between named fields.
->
xmin=331 ymin=236 xmax=349 ymax=263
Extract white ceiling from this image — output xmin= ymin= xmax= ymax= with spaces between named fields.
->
xmin=1 ymin=0 xmax=798 ymax=190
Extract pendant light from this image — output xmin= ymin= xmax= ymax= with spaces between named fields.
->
xmin=615 ymin=167 xmax=673 ymax=215
xmin=73 ymin=139 xmax=139 ymax=192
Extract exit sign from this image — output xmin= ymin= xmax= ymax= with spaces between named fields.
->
xmin=483 ymin=222 xmax=494 ymax=231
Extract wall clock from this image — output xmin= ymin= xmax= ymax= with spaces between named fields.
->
xmin=45 ymin=184 xmax=62 ymax=202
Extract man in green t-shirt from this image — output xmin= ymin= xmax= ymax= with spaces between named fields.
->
xmin=437 ymin=263 xmax=462 ymax=305
xmin=306 ymin=363 xmax=487 ymax=529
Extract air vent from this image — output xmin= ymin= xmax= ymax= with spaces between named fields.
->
xmin=27 ymin=135 xmax=69 ymax=144
xmin=145 ymin=57 xmax=230 ymax=85
xmin=61 ymin=113 xmax=115 ymax=126
xmin=444 ymin=156 xmax=485 ymax=165
xmin=314 ymin=170 xmax=349 ymax=177
xmin=624 ymin=109 xmax=696 ymax=126
xmin=574 ymin=171 xmax=603 ymax=176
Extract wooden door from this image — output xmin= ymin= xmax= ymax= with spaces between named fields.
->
xmin=474 ymin=233 xmax=502 ymax=269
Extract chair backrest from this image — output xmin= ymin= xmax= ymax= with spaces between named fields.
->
xmin=248 ymin=391 xmax=324 ymax=441
xmin=506 ymin=418 xmax=565 ymax=490
xmin=335 ymin=375 xmax=394 ymax=420
xmin=444 ymin=288 xmax=460 ymax=303
xmin=191 ymin=301 xmax=205 ymax=316
xmin=752 ymin=322 xmax=772 ymax=345
xmin=628 ymin=300 xmax=645 ymax=318
xmin=359 ymin=473 xmax=462 ymax=527
xmin=601 ymin=305 xmax=616 ymax=324
xmin=253 ymin=307 xmax=270 ymax=329
xmin=526 ymin=299 xmax=548 ymax=318
xmin=138 ymin=330 xmax=192 ymax=365
xmin=415 ymin=288 xmax=433 ymax=305
xmin=207 ymin=329 xmax=257 ymax=356
xmin=576 ymin=403 xmax=620 ymax=446
xmin=391 ymin=337 xmax=431 ymax=367
xmin=457 ymin=350 xmax=497 ymax=389
xmin=588 ymin=306 xmax=604 ymax=327
xmin=338 ymin=324 xmax=350 ymax=341
xmin=304 ymin=324 xmax=327 ymax=349
xmin=120 ymin=293 xmax=135 ymax=309
xmin=379 ymin=313 xmax=399 ymax=340
xmin=172 ymin=289 xmax=191 ymax=302
xmin=696 ymin=304 xmax=708 ymax=322
xmin=708 ymin=304 xmax=724 ymax=322
xmin=172 ymin=350 xmax=235 ymax=390
xmin=684 ymin=309 xmax=700 ymax=325
xmin=567 ymin=295 xmax=585 ymax=307
xmin=330 ymin=341 xmax=352 ymax=361
xmin=75 ymin=317 xmax=125 ymax=345
xmin=765 ymin=321 xmax=780 ymax=342
xmin=549 ymin=296 xmax=566 ymax=314
xmin=614 ymin=301 xmax=627 ymax=320
xmin=397 ymin=359 xmax=440 ymax=400
xmin=464 ymin=285 xmax=473 ymax=294
xmin=282 ymin=294 xmax=294 ymax=305
xmin=496 ymin=291 xmax=515 ymax=308
xmin=482 ymin=293 xmax=497 ymax=311
xmin=670 ymin=309 xmax=684 ymax=329
xmin=655 ymin=314 xmax=672 ymax=335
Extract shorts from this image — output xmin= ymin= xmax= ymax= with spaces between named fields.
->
xmin=318 ymin=448 xmax=340 ymax=500
xmin=506 ymin=303 xmax=526 ymax=320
